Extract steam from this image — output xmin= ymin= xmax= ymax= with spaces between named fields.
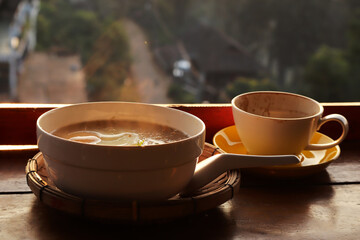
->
xmin=69 ymin=130 xmax=165 ymax=146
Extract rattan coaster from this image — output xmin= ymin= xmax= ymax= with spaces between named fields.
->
xmin=25 ymin=143 xmax=240 ymax=222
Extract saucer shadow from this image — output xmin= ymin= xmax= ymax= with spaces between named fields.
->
xmin=232 ymin=170 xmax=336 ymax=231
xmin=241 ymin=168 xmax=333 ymax=187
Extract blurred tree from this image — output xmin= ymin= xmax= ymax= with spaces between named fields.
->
xmin=225 ymin=77 xmax=277 ymax=99
xmin=84 ymin=21 xmax=131 ymax=101
xmin=155 ymin=0 xmax=190 ymax=32
xmin=304 ymin=45 xmax=349 ymax=102
xmin=35 ymin=0 xmax=358 ymax=103
xmin=167 ymin=0 xmax=350 ymax=101
xmin=303 ymin=7 xmax=360 ymax=102
xmin=65 ymin=10 xmax=102 ymax=62
xmin=36 ymin=0 xmax=102 ymax=63
xmin=347 ymin=0 xmax=360 ymax=12
xmin=269 ymin=1 xmax=342 ymax=87
xmin=346 ymin=9 xmax=360 ymax=100
xmin=36 ymin=3 xmax=55 ymax=51
xmin=36 ymin=0 xmax=131 ymax=101
xmin=167 ymin=83 xmax=196 ymax=103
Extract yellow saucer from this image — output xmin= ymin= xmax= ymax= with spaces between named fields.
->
xmin=213 ymin=125 xmax=341 ymax=178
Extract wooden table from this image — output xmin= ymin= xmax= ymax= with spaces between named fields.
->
xmin=1 ymin=104 xmax=360 ymax=239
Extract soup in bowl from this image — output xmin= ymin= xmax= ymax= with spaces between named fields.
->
xmin=36 ymin=102 xmax=205 ymax=201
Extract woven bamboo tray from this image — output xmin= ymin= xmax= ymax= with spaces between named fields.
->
xmin=26 ymin=143 xmax=240 ymax=222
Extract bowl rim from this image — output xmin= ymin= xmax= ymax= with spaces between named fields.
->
xmin=37 ymin=101 xmax=206 ymax=149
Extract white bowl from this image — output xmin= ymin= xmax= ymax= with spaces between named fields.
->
xmin=36 ymin=102 xmax=205 ymax=201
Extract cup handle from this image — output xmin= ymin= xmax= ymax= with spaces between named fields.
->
xmin=305 ymin=114 xmax=349 ymax=151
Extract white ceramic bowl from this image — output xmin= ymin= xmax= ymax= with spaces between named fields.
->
xmin=36 ymin=102 xmax=205 ymax=201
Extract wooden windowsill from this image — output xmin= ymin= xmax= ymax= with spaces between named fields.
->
xmin=0 ymin=102 xmax=359 ymax=146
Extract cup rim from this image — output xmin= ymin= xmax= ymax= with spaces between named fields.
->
xmin=231 ymin=91 xmax=324 ymax=120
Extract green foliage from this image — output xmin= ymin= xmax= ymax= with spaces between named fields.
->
xmin=35 ymin=2 xmax=56 ymax=51
xmin=225 ymin=77 xmax=278 ymax=99
xmin=347 ymin=10 xmax=360 ymax=61
xmin=304 ymin=45 xmax=349 ymax=102
xmin=36 ymin=0 xmax=131 ymax=101
xmin=33 ymin=1 xmax=360 ymax=103
xmin=36 ymin=1 xmax=102 ymax=63
xmin=188 ymin=0 xmax=349 ymax=87
xmin=36 ymin=15 xmax=51 ymax=51
xmin=346 ymin=9 xmax=360 ymax=99
xmin=85 ymin=21 xmax=132 ymax=101
xmin=156 ymin=0 xmax=190 ymax=30
xmin=67 ymin=10 xmax=102 ymax=62
xmin=303 ymin=9 xmax=360 ymax=102
xmin=167 ymin=83 xmax=196 ymax=103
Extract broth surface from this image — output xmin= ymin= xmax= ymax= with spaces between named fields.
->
xmin=52 ymin=120 xmax=188 ymax=146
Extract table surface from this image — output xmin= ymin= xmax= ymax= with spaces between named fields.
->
xmin=1 ymin=104 xmax=360 ymax=239
xmin=0 ymin=140 xmax=358 ymax=240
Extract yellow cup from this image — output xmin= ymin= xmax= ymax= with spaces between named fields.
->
xmin=231 ymin=91 xmax=349 ymax=155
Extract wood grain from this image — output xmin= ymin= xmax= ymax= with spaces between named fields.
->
xmin=1 ymin=184 xmax=360 ymax=239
